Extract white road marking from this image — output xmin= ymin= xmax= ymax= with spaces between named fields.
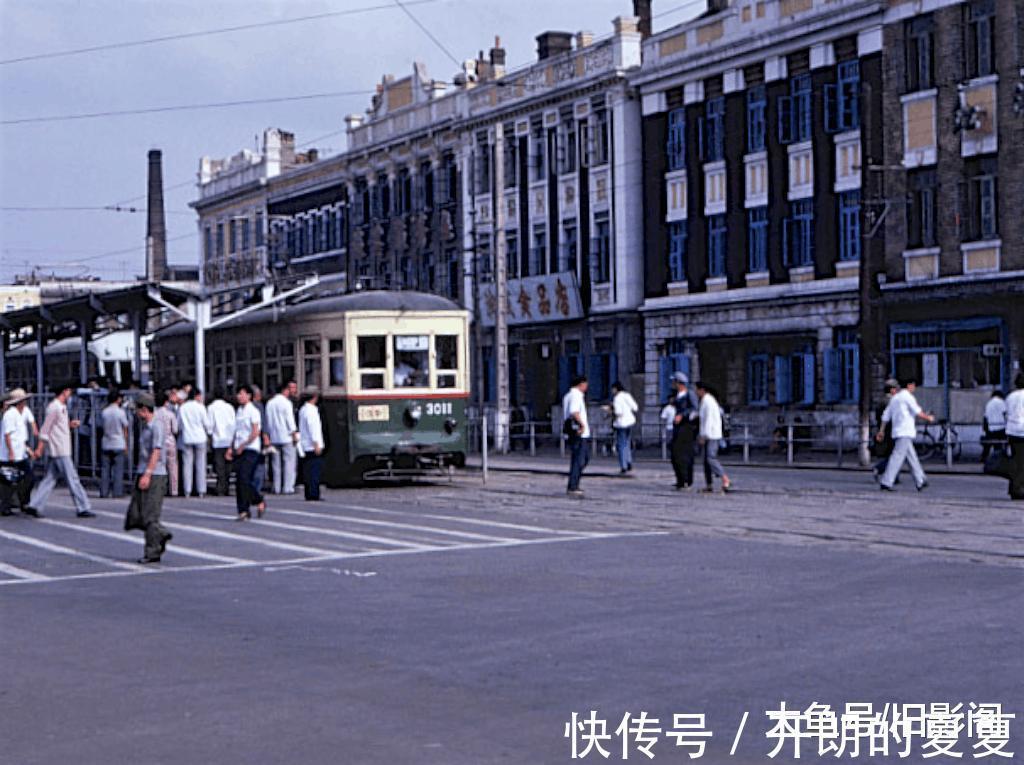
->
xmin=268 ymin=506 xmax=516 ymax=543
xmin=0 ymin=561 xmax=49 ymax=581
xmin=335 ymin=502 xmax=590 ymax=536
xmin=0 ymin=527 xmax=146 ymax=572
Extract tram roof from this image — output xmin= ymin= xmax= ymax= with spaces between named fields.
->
xmin=156 ymin=289 xmax=463 ymax=337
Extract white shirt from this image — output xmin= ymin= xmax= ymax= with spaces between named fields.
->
xmin=207 ymin=400 xmax=236 ymax=449
xmin=611 ymin=390 xmax=638 ymax=429
xmin=699 ymin=393 xmax=723 ymax=440
xmin=22 ymin=407 xmax=35 ymax=434
xmin=984 ymin=396 xmax=1007 ymax=431
xmin=562 ymin=386 xmax=590 ymax=439
xmin=179 ymin=399 xmax=212 ymax=445
xmin=1005 ymin=390 xmax=1024 ymax=438
xmin=1 ymin=407 xmax=28 ymax=461
xmin=660 ymin=404 xmax=676 ymax=434
xmin=882 ymin=388 xmax=923 ymax=439
xmin=233 ymin=402 xmax=262 ymax=452
xmin=265 ymin=394 xmax=298 ymax=444
xmin=299 ymin=402 xmax=324 ymax=453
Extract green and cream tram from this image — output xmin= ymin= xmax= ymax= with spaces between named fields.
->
xmin=152 ymin=291 xmax=470 ymax=486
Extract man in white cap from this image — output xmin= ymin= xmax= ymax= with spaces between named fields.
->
xmin=1 ymin=389 xmax=35 ymax=515
xmin=669 ymin=372 xmax=699 ymax=489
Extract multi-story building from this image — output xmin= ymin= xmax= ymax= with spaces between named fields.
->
xmin=633 ymin=0 xmax=887 ymax=436
xmin=876 ymin=0 xmax=1024 ymax=423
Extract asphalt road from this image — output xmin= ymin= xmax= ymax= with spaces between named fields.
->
xmin=1 ymin=468 xmax=1021 ymax=764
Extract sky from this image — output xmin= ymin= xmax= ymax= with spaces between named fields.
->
xmin=0 ymin=0 xmax=702 ymax=284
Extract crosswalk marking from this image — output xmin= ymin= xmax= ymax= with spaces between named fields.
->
xmin=335 ymin=502 xmax=589 ymax=536
xmin=271 ymin=506 xmax=517 ymax=543
xmin=0 ymin=527 xmax=147 ymax=572
xmin=0 ymin=561 xmax=49 ymax=581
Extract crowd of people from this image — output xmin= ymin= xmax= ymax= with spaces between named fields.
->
xmin=0 ymin=379 xmax=326 ymax=563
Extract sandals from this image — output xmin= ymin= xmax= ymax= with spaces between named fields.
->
xmin=257 ymin=502 xmax=266 ymax=519
xmin=236 ymin=511 xmax=251 ymax=522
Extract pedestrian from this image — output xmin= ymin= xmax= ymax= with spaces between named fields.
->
xmin=179 ymin=388 xmax=212 ymax=498
xmin=877 ymin=377 xmax=935 ymax=492
xmin=154 ymin=390 xmax=180 ymax=497
xmin=27 ymin=382 xmax=95 ymax=518
xmin=1 ymin=389 xmax=35 ymax=516
xmin=562 ymin=375 xmax=590 ymax=497
xmin=226 ymin=385 xmax=265 ymax=521
xmin=251 ymin=384 xmax=271 ymax=495
xmin=124 ymin=394 xmax=172 ymax=564
xmin=609 ymin=381 xmax=638 ymax=474
xmin=659 ymin=394 xmax=676 ymax=443
xmin=298 ymin=386 xmax=325 ymax=501
xmin=669 ymin=372 xmax=699 ymax=490
xmin=266 ymin=381 xmax=299 ymax=494
xmin=99 ymin=390 xmax=130 ymax=498
xmin=871 ymin=379 xmax=900 ymax=482
xmin=695 ymin=381 xmax=732 ymax=493
xmin=1004 ymin=373 xmax=1024 ymax=501
xmin=981 ymin=390 xmax=1007 ymax=462
xmin=207 ymin=389 xmax=235 ymax=496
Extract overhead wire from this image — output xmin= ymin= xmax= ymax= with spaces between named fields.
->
xmin=392 ymin=0 xmax=462 ymax=68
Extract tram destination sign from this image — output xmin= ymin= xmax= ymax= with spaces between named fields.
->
xmin=480 ymin=271 xmax=584 ymax=327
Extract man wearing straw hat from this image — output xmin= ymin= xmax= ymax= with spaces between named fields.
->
xmin=1 ymin=389 xmax=35 ymax=516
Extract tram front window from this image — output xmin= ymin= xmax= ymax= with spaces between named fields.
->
xmin=436 ymin=335 xmax=459 ymax=389
xmin=358 ymin=335 xmax=386 ymax=390
xmin=394 ymin=336 xmax=429 ymax=388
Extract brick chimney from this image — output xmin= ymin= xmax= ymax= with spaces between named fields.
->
xmin=145 ymin=149 xmax=167 ymax=282
xmin=633 ymin=0 xmax=652 ymax=39
xmin=536 ymin=31 xmax=573 ymax=60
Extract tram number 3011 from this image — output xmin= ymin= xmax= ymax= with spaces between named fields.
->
xmin=425 ymin=401 xmax=454 ymax=416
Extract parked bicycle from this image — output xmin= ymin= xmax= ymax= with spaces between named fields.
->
xmin=915 ymin=420 xmax=962 ymax=462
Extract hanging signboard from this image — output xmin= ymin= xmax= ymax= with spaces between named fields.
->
xmin=479 ymin=271 xmax=584 ymax=327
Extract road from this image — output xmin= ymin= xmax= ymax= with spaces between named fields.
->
xmin=1 ymin=466 xmax=1021 ymax=764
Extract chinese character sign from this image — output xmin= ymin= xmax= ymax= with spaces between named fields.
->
xmin=480 ymin=271 xmax=584 ymax=327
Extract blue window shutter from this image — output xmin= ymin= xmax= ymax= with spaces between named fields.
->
xmin=824 ymin=348 xmax=841 ymax=404
xmin=659 ymin=356 xmax=672 ymax=401
xmin=775 ymin=355 xmax=793 ymax=405
xmin=588 ymin=355 xmax=605 ymax=401
xmin=850 ymin=345 xmax=861 ymax=404
xmin=824 ymin=84 xmax=838 ymax=134
xmin=558 ymin=356 xmax=570 ymax=395
xmin=674 ymin=353 xmax=691 ymax=380
xmin=609 ymin=353 xmax=619 ymax=393
xmin=802 ymin=352 xmax=816 ymax=404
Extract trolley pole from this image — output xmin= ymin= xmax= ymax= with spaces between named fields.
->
xmin=493 ymin=122 xmax=510 ymax=454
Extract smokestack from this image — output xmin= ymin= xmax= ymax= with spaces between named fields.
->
xmin=146 ymin=149 xmax=167 ymax=282
xmin=633 ymin=0 xmax=652 ymax=39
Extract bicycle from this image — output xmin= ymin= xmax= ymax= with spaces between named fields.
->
xmin=914 ymin=420 xmax=962 ymax=462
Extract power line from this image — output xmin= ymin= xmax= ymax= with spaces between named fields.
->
xmin=0 ymin=0 xmax=439 ymax=66
xmin=2 ymin=90 xmax=374 ymax=126
xmin=392 ymin=0 xmax=462 ymax=68
xmin=0 ymin=205 xmax=192 ymax=215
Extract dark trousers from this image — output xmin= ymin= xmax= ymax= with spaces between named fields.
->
xmin=235 ymin=450 xmax=263 ymax=515
xmin=0 ymin=459 xmax=33 ymax=512
xmin=671 ymin=437 xmax=695 ymax=487
xmin=100 ymin=449 xmax=126 ymax=498
xmin=1009 ymin=435 xmax=1024 ymax=500
xmin=212 ymin=447 xmax=230 ymax=496
xmin=567 ymin=438 xmax=590 ymax=491
xmin=127 ymin=475 xmax=169 ymax=560
xmin=302 ymin=455 xmax=323 ymax=500
xmin=981 ymin=427 xmax=1007 ymax=462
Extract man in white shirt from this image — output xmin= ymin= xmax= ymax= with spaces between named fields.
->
xmin=981 ymin=390 xmax=1007 ymax=462
xmin=29 ymin=382 xmax=94 ymax=518
xmin=1 ymin=389 xmax=35 ymax=515
xmin=696 ymin=381 xmax=731 ymax=493
xmin=179 ymin=388 xmax=212 ymax=497
xmin=562 ymin=375 xmax=590 ymax=496
xmin=226 ymin=385 xmax=265 ymax=520
xmin=265 ymin=381 xmax=300 ymax=495
xmin=1004 ymin=373 xmax=1024 ymax=500
xmin=298 ymin=386 xmax=325 ymax=501
xmin=609 ymin=381 xmax=639 ymax=475
xmin=878 ymin=378 xmax=935 ymax=491
xmin=207 ymin=390 xmax=236 ymax=496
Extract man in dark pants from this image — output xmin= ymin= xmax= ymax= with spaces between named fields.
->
xmin=1005 ymin=373 xmax=1024 ymax=501
xmin=872 ymin=379 xmax=899 ymax=481
xmin=1 ymin=389 xmax=35 ymax=515
xmin=562 ymin=375 xmax=590 ymax=497
xmin=298 ymin=387 xmax=324 ymax=501
xmin=669 ymin=372 xmax=699 ymax=489
xmin=226 ymin=385 xmax=264 ymax=521
xmin=125 ymin=395 xmax=171 ymax=564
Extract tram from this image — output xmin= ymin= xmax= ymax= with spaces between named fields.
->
xmin=152 ymin=290 xmax=470 ymax=486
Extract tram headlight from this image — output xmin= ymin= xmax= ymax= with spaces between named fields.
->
xmin=444 ymin=417 xmax=458 ymax=434
xmin=404 ymin=404 xmax=423 ymax=428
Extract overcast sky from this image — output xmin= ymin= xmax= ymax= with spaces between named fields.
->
xmin=0 ymin=0 xmax=701 ymax=284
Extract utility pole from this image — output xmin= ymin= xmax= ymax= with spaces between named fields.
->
xmin=858 ymin=80 xmax=883 ymax=466
xmin=493 ymin=122 xmax=510 ymax=453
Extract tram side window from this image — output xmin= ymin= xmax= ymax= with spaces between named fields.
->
xmin=328 ymin=339 xmax=345 ymax=387
xmin=394 ymin=336 xmax=429 ymax=388
xmin=358 ymin=336 xmax=386 ymax=390
xmin=302 ymin=338 xmax=322 ymax=389
xmin=436 ymin=335 xmax=459 ymax=389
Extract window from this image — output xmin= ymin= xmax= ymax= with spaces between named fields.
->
xmin=506 ymin=232 xmax=519 ymax=279
xmin=477 ymin=237 xmax=492 ymax=281
xmin=961 ymin=161 xmax=998 ymax=241
xmin=783 ymin=200 xmax=814 ymax=267
xmin=531 ymin=119 xmax=546 ymax=182
xmin=825 ymin=60 xmax=860 ymax=133
xmin=440 ymin=152 xmax=457 ymax=205
xmin=587 ymin=337 xmax=616 ymax=401
xmin=746 ymin=86 xmax=767 ymax=153
xmin=707 ymin=214 xmax=727 ymax=278
xmin=530 ymin=225 xmax=547 ymax=277
xmin=906 ymin=169 xmax=937 ymax=248
xmin=229 ymin=219 xmax=238 ymax=254
xmin=667 ymin=108 xmax=687 ymax=170
xmin=558 ymin=119 xmax=577 ymax=175
xmin=906 ymin=16 xmax=934 ymax=92
xmin=590 ymin=108 xmax=610 ymax=166
xmin=668 ymin=221 xmax=687 ymax=283
xmin=241 ymin=218 xmax=251 ymax=252
xmin=838 ymin=191 xmax=861 ymax=262
xmin=394 ymin=335 xmax=429 ymax=388
xmin=748 ymin=207 xmax=768 ymax=272
xmin=357 ymin=336 xmax=386 ymax=389
xmin=255 ymin=212 xmax=265 ymax=247
xmin=701 ymin=97 xmax=725 ymax=162
xmin=826 ymin=329 xmax=860 ymax=404
xmin=965 ymin=0 xmax=995 ymax=79
xmin=561 ymin=222 xmax=578 ymax=274
xmin=777 ymin=348 xmax=815 ymax=405
xmin=397 ymin=169 xmax=412 ymax=215
xmin=475 ymin=132 xmax=491 ymax=195
xmin=778 ymin=74 xmax=812 ymax=144
xmin=419 ymin=161 xmax=435 ymax=210
xmin=301 ymin=337 xmax=322 ymax=389
xmin=446 ymin=249 xmax=459 ymax=300
xmin=747 ymin=353 xmax=769 ymax=405
xmin=436 ymin=335 xmax=459 ymax=389
xmin=203 ymin=226 xmax=212 ymax=262
xmin=592 ymin=214 xmax=611 ymax=284
xmin=353 ymin=179 xmax=367 ymax=224
xmin=504 ymin=130 xmax=518 ymax=188
xmin=216 ymin=223 xmax=224 ymax=257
